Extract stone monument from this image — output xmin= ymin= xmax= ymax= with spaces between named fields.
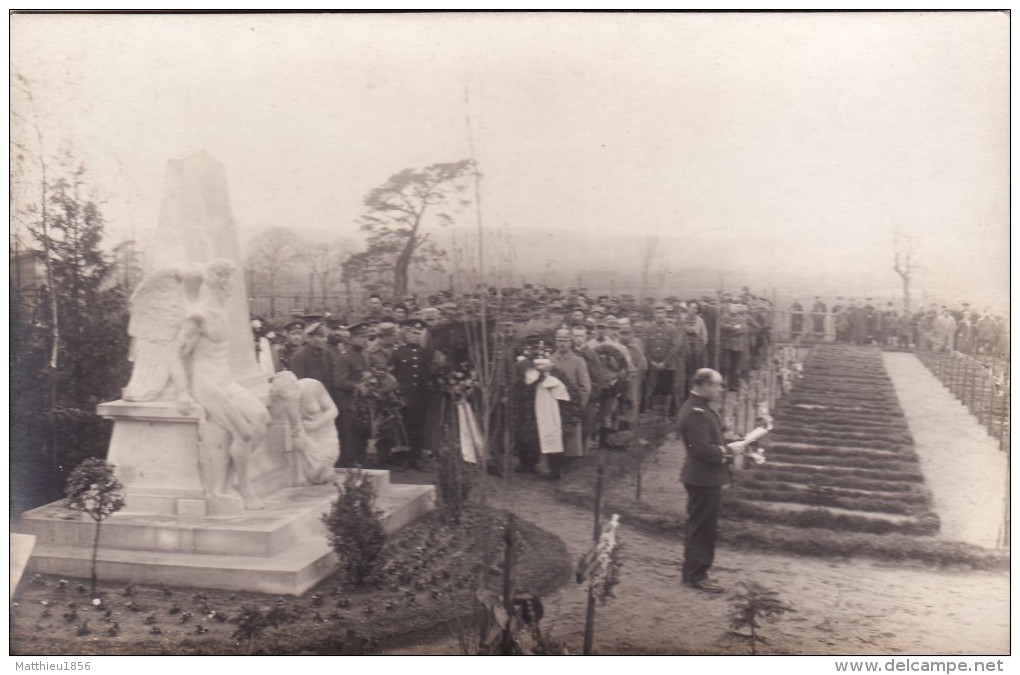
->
xmin=16 ymin=152 xmax=434 ymax=594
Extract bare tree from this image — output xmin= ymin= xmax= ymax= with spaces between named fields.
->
xmin=638 ymin=234 xmax=659 ymax=300
xmin=11 ymin=72 xmax=59 ymax=371
xmin=296 ymin=238 xmax=351 ymax=311
xmin=244 ymin=226 xmax=299 ymax=315
xmin=893 ymin=231 xmax=920 ymax=312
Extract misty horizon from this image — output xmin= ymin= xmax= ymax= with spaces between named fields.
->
xmin=10 ymin=13 xmax=1009 ymax=310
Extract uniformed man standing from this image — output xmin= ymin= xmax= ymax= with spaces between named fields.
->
xmin=333 ymin=321 xmax=373 ymax=467
xmin=642 ymin=304 xmax=681 ymax=414
xmin=549 ymin=328 xmax=592 ymax=476
xmin=719 ymin=305 xmax=748 ymax=392
xmin=680 ymin=304 xmax=708 ymax=397
xmin=273 ymin=318 xmax=306 ymax=372
xmin=811 ymin=297 xmax=827 ymax=342
xmin=832 ymin=298 xmax=847 ymax=343
xmin=572 ymin=325 xmax=604 ymax=449
xmin=389 ymin=319 xmax=434 ymax=471
xmin=289 ymin=322 xmax=339 ymax=401
xmin=367 ymin=321 xmax=399 ymax=371
xmin=789 ymin=297 xmax=804 ymax=342
xmin=616 ymin=318 xmax=647 ymax=426
xmin=678 ymin=368 xmax=744 ymax=593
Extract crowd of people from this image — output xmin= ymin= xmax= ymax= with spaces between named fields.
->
xmin=786 ymin=296 xmax=1010 ymax=357
xmin=249 ymin=284 xmax=781 ymax=478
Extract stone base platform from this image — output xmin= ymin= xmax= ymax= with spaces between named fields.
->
xmin=16 ymin=469 xmax=434 ymax=595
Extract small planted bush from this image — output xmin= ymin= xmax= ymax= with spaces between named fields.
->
xmin=322 ymin=469 xmax=388 ymax=587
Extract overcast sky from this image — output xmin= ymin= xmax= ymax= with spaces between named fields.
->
xmin=10 ymin=12 xmax=1009 ymax=306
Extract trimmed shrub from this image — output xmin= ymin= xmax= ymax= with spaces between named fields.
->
xmin=321 ymin=469 xmax=388 ymax=586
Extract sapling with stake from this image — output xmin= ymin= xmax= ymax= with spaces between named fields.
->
xmin=727 ymin=580 xmax=795 ymax=655
xmin=63 ymin=458 xmax=126 ymax=597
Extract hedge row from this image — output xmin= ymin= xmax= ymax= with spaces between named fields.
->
xmin=763 ymin=460 xmax=925 ymax=483
xmin=732 ymin=482 xmax=929 ymax=515
xmin=556 ymin=487 xmax=1007 ymax=570
xmin=765 ymin=452 xmax=922 ymax=473
xmin=722 ymin=498 xmax=940 ymax=536
xmin=747 ymin=465 xmax=924 ymax=493
xmin=775 ymin=417 xmax=910 ymax=433
xmin=773 ymin=429 xmax=914 ymax=447
xmin=769 ymin=441 xmax=917 ymax=461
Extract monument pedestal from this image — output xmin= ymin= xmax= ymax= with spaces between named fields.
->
xmin=13 ymin=152 xmax=440 ymax=596
xmin=98 ymin=396 xmax=295 ymax=517
xmin=17 ymin=469 xmax=434 ymax=595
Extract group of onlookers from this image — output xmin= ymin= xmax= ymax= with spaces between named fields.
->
xmin=787 ymin=297 xmax=1008 ymax=357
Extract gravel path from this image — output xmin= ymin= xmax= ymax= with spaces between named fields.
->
xmin=385 ymin=476 xmax=1009 ymax=655
xmin=883 ymin=352 xmax=1008 ymax=548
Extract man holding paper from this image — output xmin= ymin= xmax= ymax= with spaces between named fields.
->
xmin=677 ymin=368 xmax=755 ymax=593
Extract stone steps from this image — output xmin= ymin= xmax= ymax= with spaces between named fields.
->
xmin=17 ymin=469 xmax=434 ymax=595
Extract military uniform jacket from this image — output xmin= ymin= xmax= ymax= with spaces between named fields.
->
xmin=721 ymin=314 xmax=750 ymax=351
xmin=273 ymin=342 xmax=301 ymax=372
xmin=678 ymin=394 xmax=731 ymax=487
xmin=290 ymin=344 xmax=340 ymax=400
xmin=549 ymin=350 xmax=592 ymax=406
xmin=389 ymin=343 xmax=434 ymax=409
xmin=642 ymin=321 xmax=680 ymax=367
xmin=368 ymin=342 xmax=396 ymax=372
xmin=332 ymin=346 xmax=370 ymax=411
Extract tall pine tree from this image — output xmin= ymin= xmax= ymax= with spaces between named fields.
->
xmin=13 ymin=161 xmax=131 ymax=510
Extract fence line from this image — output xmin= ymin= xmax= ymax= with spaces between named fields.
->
xmin=914 ymin=348 xmax=1010 ymax=453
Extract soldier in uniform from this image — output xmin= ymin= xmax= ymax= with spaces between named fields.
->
xmin=550 ymin=328 xmax=592 ymax=476
xmin=789 ymin=297 xmax=804 ymax=342
xmin=616 ymin=318 xmax=647 ymax=428
xmin=325 ymin=318 xmax=348 ymax=356
xmin=364 ymin=294 xmax=385 ymax=322
xmin=367 ymin=321 xmax=399 ymax=371
xmin=273 ymin=318 xmax=306 ymax=372
xmin=642 ymin=303 xmax=681 ymax=415
xmin=977 ymin=310 xmax=1000 ymax=355
xmin=831 ymin=298 xmax=847 ymax=343
xmin=718 ymin=304 xmax=746 ymax=391
xmin=848 ymin=300 xmax=868 ymax=345
xmin=811 ymin=297 xmax=827 ymax=341
xmin=864 ymin=298 xmax=879 ymax=344
xmin=389 ymin=319 xmax=434 ymax=471
xmin=333 ymin=321 xmax=373 ymax=467
xmin=681 ymin=303 xmax=708 ymax=398
xmin=572 ymin=325 xmax=604 ymax=449
xmin=881 ymin=302 xmax=898 ymax=347
xmin=678 ymin=368 xmax=742 ymax=593
xmin=290 ymin=321 xmax=339 ymax=401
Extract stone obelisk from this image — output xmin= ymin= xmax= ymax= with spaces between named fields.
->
xmin=100 ymin=152 xmax=273 ymax=516
xmin=15 ymin=152 xmax=435 ymax=595
xmin=148 ymin=151 xmax=262 ymax=385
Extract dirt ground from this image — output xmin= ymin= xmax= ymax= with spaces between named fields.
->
xmin=385 ymin=473 xmax=1009 ymax=655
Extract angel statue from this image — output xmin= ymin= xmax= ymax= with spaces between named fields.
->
xmin=124 ymin=259 xmax=270 ymax=510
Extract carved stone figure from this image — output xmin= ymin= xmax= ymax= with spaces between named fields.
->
xmin=270 ymin=371 xmax=339 ymax=485
xmin=122 ymin=268 xmax=190 ymax=403
xmin=123 ymin=259 xmax=270 ymax=510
